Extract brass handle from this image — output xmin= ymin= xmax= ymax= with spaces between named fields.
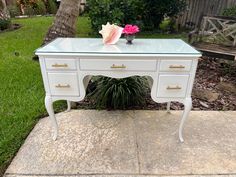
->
xmin=110 ymin=64 xmax=126 ymax=69
xmin=169 ymin=65 xmax=185 ymax=69
xmin=55 ymin=84 xmax=70 ymax=88
xmin=52 ymin=63 xmax=68 ymax=68
xmin=166 ymin=85 xmax=182 ymax=90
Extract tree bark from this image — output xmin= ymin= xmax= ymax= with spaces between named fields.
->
xmin=0 ymin=0 xmax=10 ymax=20
xmin=43 ymin=0 xmax=81 ymax=45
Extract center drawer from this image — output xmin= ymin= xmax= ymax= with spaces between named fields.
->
xmin=80 ymin=59 xmax=157 ymax=71
xmin=48 ymin=73 xmax=79 ymax=96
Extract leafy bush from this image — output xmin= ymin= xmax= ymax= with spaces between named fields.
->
xmin=33 ymin=0 xmax=46 ymax=15
xmin=0 ymin=19 xmax=11 ymax=31
xmin=222 ymin=5 xmax=236 ymax=17
xmin=8 ymin=5 xmax=21 ymax=17
xmin=24 ymin=0 xmax=46 ymax=15
xmin=47 ymin=0 xmax=57 ymax=14
xmin=142 ymin=0 xmax=186 ymax=30
xmin=89 ymin=76 xmax=148 ymax=109
xmin=159 ymin=18 xmax=177 ymax=33
xmin=87 ymin=0 xmax=142 ymax=32
xmin=87 ymin=0 xmax=186 ymax=32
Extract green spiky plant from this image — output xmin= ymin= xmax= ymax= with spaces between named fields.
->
xmin=89 ymin=76 xmax=148 ymax=109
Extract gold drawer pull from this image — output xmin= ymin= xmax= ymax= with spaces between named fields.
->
xmin=169 ymin=65 xmax=185 ymax=69
xmin=166 ymin=85 xmax=182 ymax=90
xmin=110 ymin=64 xmax=126 ymax=69
xmin=52 ymin=63 xmax=68 ymax=68
xmin=55 ymin=84 xmax=70 ymax=88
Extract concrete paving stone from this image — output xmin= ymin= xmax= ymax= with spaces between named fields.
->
xmin=6 ymin=110 xmax=139 ymax=175
xmin=4 ymin=174 xmax=236 ymax=177
xmin=133 ymin=111 xmax=236 ymax=175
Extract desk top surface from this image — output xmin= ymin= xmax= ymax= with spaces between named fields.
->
xmin=36 ymin=38 xmax=201 ymax=56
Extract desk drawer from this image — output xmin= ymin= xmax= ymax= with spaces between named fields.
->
xmin=160 ymin=60 xmax=192 ymax=72
xmin=157 ymin=75 xmax=189 ymax=98
xmin=48 ymin=73 xmax=79 ymax=96
xmin=45 ymin=58 xmax=77 ymax=70
xmin=80 ymin=59 xmax=157 ymax=71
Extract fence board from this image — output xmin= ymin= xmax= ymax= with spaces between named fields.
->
xmin=176 ymin=0 xmax=236 ymax=29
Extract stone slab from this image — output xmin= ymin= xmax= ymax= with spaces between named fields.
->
xmin=4 ymin=110 xmax=236 ymax=177
xmin=133 ymin=111 xmax=236 ymax=175
xmin=4 ymin=174 xmax=236 ymax=177
xmin=6 ymin=110 xmax=139 ymax=175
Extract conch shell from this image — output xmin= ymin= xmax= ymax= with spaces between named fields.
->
xmin=99 ymin=22 xmax=123 ymax=45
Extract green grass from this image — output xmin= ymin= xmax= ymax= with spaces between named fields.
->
xmin=0 ymin=16 xmax=186 ymax=176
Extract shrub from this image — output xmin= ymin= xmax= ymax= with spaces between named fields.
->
xmin=89 ymin=76 xmax=148 ymax=109
xmin=47 ymin=0 xmax=57 ymax=14
xmin=87 ymin=0 xmax=186 ymax=32
xmin=34 ymin=0 xmax=46 ymax=15
xmin=222 ymin=5 xmax=236 ymax=17
xmin=8 ymin=5 xmax=21 ymax=17
xmin=141 ymin=0 xmax=186 ymax=30
xmin=0 ymin=19 xmax=11 ymax=31
xmin=159 ymin=18 xmax=177 ymax=33
xmin=87 ymin=0 xmax=142 ymax=32
xmin=24 ymin=0 xmax=46 ymax=15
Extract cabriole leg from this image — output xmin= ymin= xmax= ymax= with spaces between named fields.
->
xmin=66 ymin=100 xmax=71 ymax=112
xmin=179 ymin=98 xmax=192 ymax=143
xmin=45 ymin=96 xmax=58 ymax=140
xmin=167 ymin=102 xmax=171 ymax=113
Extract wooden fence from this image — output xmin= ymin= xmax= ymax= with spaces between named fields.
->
xmin=176 ymin=0 xmax=236 ymax=29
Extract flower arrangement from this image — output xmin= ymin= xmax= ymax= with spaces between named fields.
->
xmin=122 ymin=25 xmax=139 ymax=44
xmin=122 ymin=24 xmax=140 ymax=35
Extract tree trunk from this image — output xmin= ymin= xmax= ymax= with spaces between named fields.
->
xmin=0 ymin=0 xmax=9 ymax=20
xmin=43 ymin=0 xmax=81 ymax=45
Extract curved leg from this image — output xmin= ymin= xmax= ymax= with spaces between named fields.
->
xmin=66 ymin=100 xmax=71 ymax=112
xmin=167 ymin=102 xmax=171 ymax=113
xmin=45 ymin=96 xmax=58 ymax=140
xmin=179 ymin=98 xmax=192 ymax=143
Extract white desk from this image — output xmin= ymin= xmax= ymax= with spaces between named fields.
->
xmin=36 ymin=38 xmax=201 ymax=142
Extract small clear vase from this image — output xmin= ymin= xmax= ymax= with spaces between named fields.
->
xmin=125 ymin=34 xmax=135 ymax=44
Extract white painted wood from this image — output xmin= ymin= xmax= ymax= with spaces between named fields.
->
xmin=179 ymin=98 xmax=192 ymax=142
xmin=48 ymin=73 xmax=80 ymax=96
xmin=45 ymin=58 xmax=77 ymax=70
xmin=45 ymin=96 xmax=58 ymax=140
xmin=66 ymin=100 xmax=71 ymax=112
xmin=159 ymin=60 xmax=192 ymax=72
xmin=80 ymin=59 xmax=157 ymax=71
xmin=36 ymin=38 xmax=201 ymax=142
xmin=167 ymin=102 xmax=171 ymax=113
xmin=157 ymin=75 xmax=189 ymax=98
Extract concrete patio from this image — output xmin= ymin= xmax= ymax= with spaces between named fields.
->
xmin=4 ymin=110 xmax=236 ymax=177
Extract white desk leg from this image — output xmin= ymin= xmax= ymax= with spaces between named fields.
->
xmin=167 ymin=102 xmax=171 ymax=113
xmin=66 ymin=100 xmax=71 ymax=112
xmin=45 ymin=96 xmax=58 ymax=140
xmin=179 ymin=98 xmax=192 ymax=143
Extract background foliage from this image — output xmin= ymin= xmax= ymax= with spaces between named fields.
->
xmin=222 ymin=5 xmax=236 ymax=17
xmin=87 ymin=0 xmax=186 ymax=32
xmin=87 ymin=0 xmax=142 ymax=32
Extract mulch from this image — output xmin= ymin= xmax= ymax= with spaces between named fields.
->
xmin=77 ymin=57 xmax=236 ymax=111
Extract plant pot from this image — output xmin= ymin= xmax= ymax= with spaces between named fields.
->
xmin=125 ymin=34 xmax=135 ymax=44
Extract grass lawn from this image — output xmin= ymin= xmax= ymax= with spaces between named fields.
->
xmin=0 ymin=16 xmax=186 ymax=176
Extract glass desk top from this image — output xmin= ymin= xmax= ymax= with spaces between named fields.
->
xmin=36 ymin=38 xmax=201 ymax=55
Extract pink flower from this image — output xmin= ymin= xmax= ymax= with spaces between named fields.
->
xmin=122 ymin=24 xmax=140 ymax=35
